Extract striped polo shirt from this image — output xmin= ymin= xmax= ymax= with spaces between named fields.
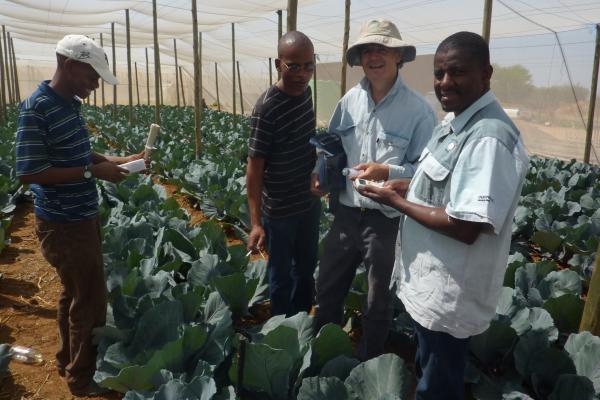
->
xmin=15 ymin=80 xmax=98 ymax=222
xmin=248 ymin=85 xmax=316 ymax=219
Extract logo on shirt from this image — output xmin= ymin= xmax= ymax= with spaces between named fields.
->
xmin=478 ymin=195 xmax=494 ymax=203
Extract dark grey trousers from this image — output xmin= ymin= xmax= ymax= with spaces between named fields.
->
xmin=314 ymin=204 xmax=399 ymax=360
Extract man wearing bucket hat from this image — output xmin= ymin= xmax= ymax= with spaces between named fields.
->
xmin=312 ymin=20 xmax=436 ymax=360
xmin=15 ymin=34 xmax=145 ymax=396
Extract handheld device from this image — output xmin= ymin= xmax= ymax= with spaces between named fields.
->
xmin=120 ymin=159 xmax=146 ymax=173
xmin=353 ymin=178 xmax=384 ymax=190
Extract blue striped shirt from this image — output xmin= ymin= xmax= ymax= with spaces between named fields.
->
xmin=15 ymin=80 xmax=98 ymax=222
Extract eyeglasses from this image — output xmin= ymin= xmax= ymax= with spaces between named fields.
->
xmin=280 ymin=60 xmax=315 ymax=73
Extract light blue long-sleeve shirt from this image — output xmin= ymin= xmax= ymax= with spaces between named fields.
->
xmin=328 ymin=74 xmax=436 ymax=217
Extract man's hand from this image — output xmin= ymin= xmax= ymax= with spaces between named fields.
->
xmin=247 ymin=225 xmax=266 ymax=253
xmin=357 ymin=184 xmax=404 ymax=209
xmin=90 ymin=161 xmax=129 ymax=183
xmin=310 ymin=173 xmax=327 ymax=197
xmin=384 ymin=179 xmax=411 ymax=198
xmin=354 ymin=162 xmax=390 ymax=181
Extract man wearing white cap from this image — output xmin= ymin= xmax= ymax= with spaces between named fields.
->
xmin=15 ymin=34 xmax=144 ymax=396
xmin=312 ymin=20 xmax=436 ymax=360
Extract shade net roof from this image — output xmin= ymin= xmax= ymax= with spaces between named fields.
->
xmin=2 ymin=0 xmax=600 ymax=162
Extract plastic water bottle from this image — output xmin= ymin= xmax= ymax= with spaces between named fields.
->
xmin=342 ymin=168 xmax=360 ymax=178
xmin=10 ymin=345 xmax=43 ymax=364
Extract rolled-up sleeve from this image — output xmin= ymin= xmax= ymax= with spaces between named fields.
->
xmin=15 ymin=108 xmax=52 ymax=177
xmin=446 ymin=137 xmax=522 ymax=234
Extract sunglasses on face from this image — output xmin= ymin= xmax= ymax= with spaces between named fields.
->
xmin=280 ymin=60 xmax=316 ymax=73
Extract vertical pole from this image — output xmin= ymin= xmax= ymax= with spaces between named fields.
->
xmin=268 ymin=58 xmax=273 ymax=86
xmin=192 ymin=0 xmax=202 ymax=157
xmin=152 ymin=0 xmax=161 ymax=124
xmin=277 ymin=10 xmax=282 ymax=81
xmin=287 ymin=0 xmax=298 ymax=32
xmin=5 ymin=30 xmax=14 ymax=104
xmin=100 ymin=33 xmax=106 ymax=108
xmin=341 ymin=0 xmax=351 ymax=97
xmin=126 ymin=9 xmax=133 ymax=124
xmin=135 ymin=61 xmax=140 ymax=105
xmin=159 ymin=61 xmax=163 ymax=106
xmin=199 ymin=32 xmax=203 ymax=111
xmin=580 ymin=243 xmax=600 ymax=335
xmin=174 ymin=38 xmax=180 ymax=107
xmin=93 ymin=90 xmax=97 ymax=107
xmin=313 ymin=54 xmax=317 ymax=121
xmin=482 ymin=0 xmax=493 ymax=44
xmin=10 ymin=37 xmax=19 ymax=104
xmin=237 ymin=61 xmax=244 ymax=115
xmin=584 ymin=24 xmax=600 ymax=164
xmin=179 ymin=66 xmax=186 ymax=106
xmin=145 ymin=48 xmax=150 ymax=105
xmin=214 ymin=62 xmax=220 ymax=111
xmin=0 ymin=27 xmax=5 ymax=121
xmin=111 ymin=22 xmax=117 ymax=119
xmin=232 ymin=23 xmax=236 ymax=119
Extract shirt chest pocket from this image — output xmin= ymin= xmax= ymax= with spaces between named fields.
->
xmin=376 ymin=132 xmax=409 ymax=164
xmin=413 ymin=153 xmax=451 ymax=207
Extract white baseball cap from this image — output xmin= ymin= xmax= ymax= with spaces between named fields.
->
xmin=56 ymin=34 xmax=118 ymax=85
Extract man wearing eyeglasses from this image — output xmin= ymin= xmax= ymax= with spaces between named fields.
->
xmin=246 ymin=31 xmax=321 ymax=318
xmin=312 ymin=19 xmax=436 ymax=361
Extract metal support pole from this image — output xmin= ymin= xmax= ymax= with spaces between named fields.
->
xmin=313 ymin=54 xmax=317 ymax=120
xmin=287 ymin=0 xmax=298 ymax=32
xmin=2 ymin=27 xmax=12 ymax=105
xmin=580 ymin=243 xmax=600 ymax=335
xmin=10 ymin=37 xmax=19 ymax=103
xmin=0 ymin=27 xmax=5 ymax=121
xmin=135 ymin=61 xmax=140 ymax=105
xmin=145 ymin=48 xmax=150 ymax=105
xmin=237 ymin=61 xmax=244 ymax=115
xmin=192 ymin=0 xmax=202 ymax=157
xmin=268 ymin=58 xmax=273 ymax=86
xmin=277 ymin=10 xmax=282 ymax=81
xmin=174 ymin=38 xmax=180 ymax=107
xmin=111 ymin=22 xmax=117 ymax=119
xmin=152 ymin=0 xmax=161 ymax=124
xmin=126 ymin=9 xmax=133 ymax=124
xmin=232 ymin=23 xmax=236 ymax=119
xmin=5 ymin=30 xmax=14 ymax=104
xmin=215 ymin=62 xmax=220 ymax=111
xmin=584 ymin=24 xmax=600 ymax=164
xmin=100 ymin=33 xmax=105 ymax=108
xmin=341 ymin=0 xmax=351 ymax=97
xmin=482 ymin=0 xmax=493 ymax=44
xmin=179 ymin=66 xmax=186 ymax=106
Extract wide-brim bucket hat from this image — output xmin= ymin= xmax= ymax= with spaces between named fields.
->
xmin=346 ymin=19 xmax=416 ymax=67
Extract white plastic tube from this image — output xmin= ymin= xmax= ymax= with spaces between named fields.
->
xmin=144 ymin=124 xmax=160 ymax=159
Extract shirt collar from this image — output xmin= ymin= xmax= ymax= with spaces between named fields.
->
xmin=39 ymin=80 xmax=82 ymax=109
xmin=449 ymin=90 xmax=496 ymax=134
xmin=360 ymin=72 xmax=405 ymax=110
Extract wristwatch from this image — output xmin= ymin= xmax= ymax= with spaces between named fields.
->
xmin=83 ymin=164 xmax=93 ymax=180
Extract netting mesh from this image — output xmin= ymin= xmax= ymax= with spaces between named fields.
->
xmin=2 ymin=0 xmax=600 ymax=162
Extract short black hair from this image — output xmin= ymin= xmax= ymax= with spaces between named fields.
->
xmin=436 ymin=31 xmax=490 ymax=67
xmin=277 ymin=31 xmax=313 ymax=56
